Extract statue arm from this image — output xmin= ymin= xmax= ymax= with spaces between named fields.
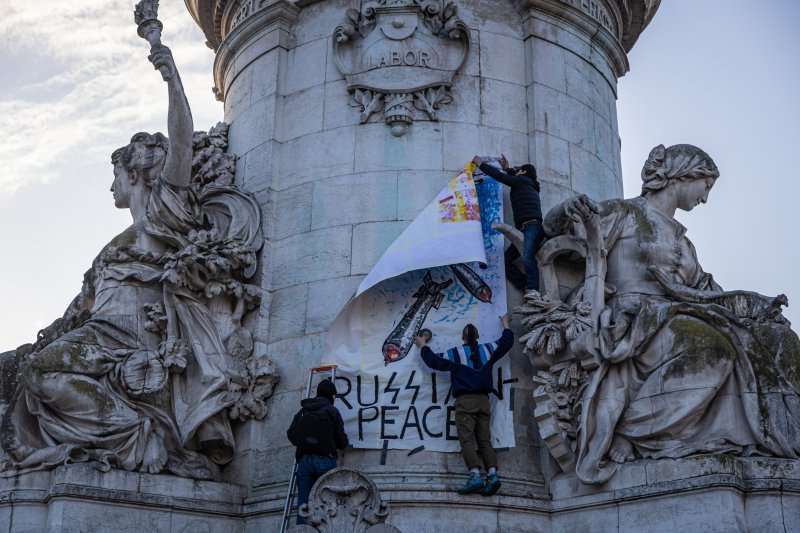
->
xmin=149 ymin=45 xmax=194 ymax=188
xmin=543 ymin=194 xmax=602 ymax=236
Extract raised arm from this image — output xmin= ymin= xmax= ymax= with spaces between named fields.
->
xmin=478 ymin=162 xmax=523 ymax=188
xmin=414 ymin=335 xmax=454 ymax=372
xmin=148 ymin=45 xmax=194 ymax=188
xmin=488 ymin=314 xmax=514 ymax=363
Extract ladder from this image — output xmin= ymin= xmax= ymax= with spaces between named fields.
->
xmin=279 ymin=364 xmax=338 ymax=533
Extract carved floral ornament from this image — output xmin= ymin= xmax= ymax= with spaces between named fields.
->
xmin=332 ymin=0 xmax=470 ymax=136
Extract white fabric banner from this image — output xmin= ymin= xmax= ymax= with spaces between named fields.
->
xmin=323 ymin=161 xmax=515 ymax=453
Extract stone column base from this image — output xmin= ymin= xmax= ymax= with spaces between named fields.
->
xmin=1 ymin=457 xmax=798 ymax=532
xmin=549 ymin=456 xmax=800 ymax=532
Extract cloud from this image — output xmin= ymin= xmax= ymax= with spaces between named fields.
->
xmin=0 ymin=0 xmax=221 ymax=197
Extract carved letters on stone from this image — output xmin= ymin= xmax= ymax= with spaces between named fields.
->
xmin=333 ymin=0 xmax=469 ymax=136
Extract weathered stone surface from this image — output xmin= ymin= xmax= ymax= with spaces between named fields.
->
xmin=351 ymin=222 xmax=409 ymax=275
xmin=354 ymin=122 xmax=443 ymax=173
xmin=533 ymin=131 xmax=571 ymax=189
xmin=266 ymin=182 xmax=314 ymax=241
xmin=480 ymin=79 xmax=528 ymax=133
xmin=268 ymin=284 xmax=309 ymax=342
xmin=273 ymin=128 xmax=356 ymax=190
xmin=229 ymin=94 xmax=277 ymax=153
xmin=277 ymin=84 xmax=325 ymax=141
xmin=270 ymin=226 xmax=353 ymax=287
xmin=531 ymin=82 xmax=596 ymax=152
xmin=281 ymin=38 xmax=328 ymax=95
xmin=250 ymin=49 xmax=280 ymax=103
xmin=527 ymin=38 xmax=567 ymax=93
xmin=479 ymin=31 xmax=526 ymax=85
xmin=311 ymin=172 xmax=398 ymax=229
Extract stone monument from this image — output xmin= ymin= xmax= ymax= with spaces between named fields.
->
xmin=2 ymin=0 xmax=799 ymax=531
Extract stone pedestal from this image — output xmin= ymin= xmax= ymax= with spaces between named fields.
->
xmin=3 ymin=457 xmax=797 ymax=531
xmin=548 ymin=457 xmax=800 ymax=532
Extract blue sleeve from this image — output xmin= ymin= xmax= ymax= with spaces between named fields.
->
xmin=489 ymin=329 xmax=514 ymax=363
xmin=420 ymin=346 xmax=454 ymax=372
xmin=479 ymin=163 xmax=521 ymax=188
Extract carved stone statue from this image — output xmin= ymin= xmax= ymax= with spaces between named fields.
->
xmin=507 ymin=144 xmax=800 ymax=485
xmin=0 ymin=1 xmax=277 ymax=480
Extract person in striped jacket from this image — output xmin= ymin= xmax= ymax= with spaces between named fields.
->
xmin=414 ymin=313 xmax=513 ymax=496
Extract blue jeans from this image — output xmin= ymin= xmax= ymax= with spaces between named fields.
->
xmin=505 ymin=221 xmax=544 ymax=291
xmin=296 ymin=454 xmax=337 ymax=524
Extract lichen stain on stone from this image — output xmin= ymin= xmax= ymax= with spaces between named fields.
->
xmin=69 ymin=378 xmax=116 ymax=418
xmin=32 ymin=341 xmax=93 ymax=376
xmin=748 ymin=321 xmax=800 ymax=389
xmin=662 ymin=316 xmax=735 ymax=381
xmin=109 ymin=227 xmax=139 ymax=249
xmin=611 ymin=199 xmax=657 ymax=243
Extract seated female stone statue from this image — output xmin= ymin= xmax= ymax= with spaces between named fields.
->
xmin=542 ymin=144 xmax=800 ymax=485
xmin=0 ymin=42 xmax=265 ymax=478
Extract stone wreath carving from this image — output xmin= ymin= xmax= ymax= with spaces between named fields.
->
xmin=0 ymin=1 xmax=278 ymax=480
xmin=289 ymin=467 xmax=401 ymax=533
xmin=333 ymin=0 xmax=469 ymax=136
xmin=497 ymin=144 xmax=800 ymax=485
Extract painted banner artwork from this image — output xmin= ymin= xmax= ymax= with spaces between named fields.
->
xmin=323 ymin=161 xmax=515 ymax=453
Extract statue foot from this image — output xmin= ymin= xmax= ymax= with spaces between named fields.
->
xmin=609 ymin=435 xmax=634 ymax=464
xmin=141 ymin=429 xmax=168 ymax=474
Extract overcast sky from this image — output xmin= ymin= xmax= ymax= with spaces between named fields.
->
xmin=1 ymin=0 xmax=798 ymax=349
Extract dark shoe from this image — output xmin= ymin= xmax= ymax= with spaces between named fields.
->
xmin=482 ymin=473 xmax=501 ymax=496
xmin=457 ymin=474 xmax=485 ymax=495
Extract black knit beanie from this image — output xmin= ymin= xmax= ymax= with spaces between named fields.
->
xmin=317 ymin=379 xmax=337 ymax=402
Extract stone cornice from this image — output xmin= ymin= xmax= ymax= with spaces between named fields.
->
xmin=186 ymin=0 xmax=658 ymax=56
xmin=512 ymin=0 xmax=659 ymax=78
xmin=212 ymin=0 xmax=300 ymax=100
xmin=514 ymin=0 xmax=629 ymax=78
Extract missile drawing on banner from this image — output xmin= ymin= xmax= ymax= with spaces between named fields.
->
xmin=382 ymin=271 xmax=453 ymax=365
xmin=449 ymin=263 xmax=492 ymax=303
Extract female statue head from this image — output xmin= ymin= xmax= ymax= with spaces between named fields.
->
xmin=110 ymin=132 xmax=169 ymax=209
xmin=640 ymin=144 xmax=720 ymax=212
xmin=641 ymin=144 xmax=719 ymax=192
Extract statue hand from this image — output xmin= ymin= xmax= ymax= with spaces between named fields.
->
xmin=565 ymin=194 xmax=599 ymax=223
xmin=148 ymin=44 xmax=176 ymax=81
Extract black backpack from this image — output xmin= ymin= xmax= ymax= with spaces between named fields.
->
xmin=288 ymin=407 xmax=335 ymax=457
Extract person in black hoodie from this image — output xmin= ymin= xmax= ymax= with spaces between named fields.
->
xmin=414 ymin=313 xmax=513 ymax=496
xmin=472 ymin=154 xmax=544 ymax=292
xmin=287 ymin=378 xmax=349 ymax=524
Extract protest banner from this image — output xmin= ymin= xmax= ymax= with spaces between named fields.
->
xmin=324 ymin=161 xmax=515 ymax=453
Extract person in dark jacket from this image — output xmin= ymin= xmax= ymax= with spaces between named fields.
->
xmin=472 ymin=154 xmax=544 ymax=292
xmin=287 ymin=379 xmax=349 ymax=524
xmin=414 ymin=313 xmax=513 ymax=496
